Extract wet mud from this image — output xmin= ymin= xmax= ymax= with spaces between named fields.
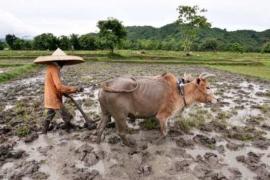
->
xmin=1 ymin=62 xmax=270 ymax=180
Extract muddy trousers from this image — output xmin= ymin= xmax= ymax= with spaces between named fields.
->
xmin=42 ymin=106 xmax=73 ymax=133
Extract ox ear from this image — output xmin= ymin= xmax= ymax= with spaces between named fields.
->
xmin=196 ymin=78 xmax=201 ymax=85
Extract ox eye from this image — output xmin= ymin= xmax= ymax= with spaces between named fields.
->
xmin=206 ymin=87 xmax=210 ymax=89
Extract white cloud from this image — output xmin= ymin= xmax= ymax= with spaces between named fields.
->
xmin=0 ymin=10 xmax=37 ymax=38
xmin=0 ymin=0 xmax=269 ymax=38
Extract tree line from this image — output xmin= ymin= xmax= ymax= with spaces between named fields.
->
xmin=2 ymin=33 xmax=270 ymax=53
xmin=0 ymin=18 xmax=127 ymax=53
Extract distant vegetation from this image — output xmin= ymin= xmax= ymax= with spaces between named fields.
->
xmin=126 ymin=23 xmax=270 ymax=52
xmin=1 ymin=23 xmax=270 ymax=53
xmin=1 ymin=18 xmax=127 ymax=53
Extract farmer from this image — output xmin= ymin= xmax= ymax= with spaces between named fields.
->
xmin=34 ymin=48 xmax=95 ymax=133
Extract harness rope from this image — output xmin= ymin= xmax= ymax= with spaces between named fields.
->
xmin=177 ymin=78 xmax=187 ymax=106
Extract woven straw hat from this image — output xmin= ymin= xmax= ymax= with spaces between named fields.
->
xmin=34 ymin=48 xmax=85 ymax=65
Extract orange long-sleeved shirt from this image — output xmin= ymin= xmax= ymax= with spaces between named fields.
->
xmin=44 ymin=64 xmax=77 ymax=109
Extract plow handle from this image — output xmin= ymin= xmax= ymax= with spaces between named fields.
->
xmin=64 ymin=94 xmax=93 ymax=124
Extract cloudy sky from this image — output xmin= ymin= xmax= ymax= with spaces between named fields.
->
xmin=0 ymin=0 xmax=269 ymax=38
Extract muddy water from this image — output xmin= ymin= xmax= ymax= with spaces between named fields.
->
xmin=1 ymin=63 xmax=270 ymax=180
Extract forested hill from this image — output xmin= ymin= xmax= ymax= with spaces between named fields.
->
xmin=126 ymin=22 xmax=270 ymax=52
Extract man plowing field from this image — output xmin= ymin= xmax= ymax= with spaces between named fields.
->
xmin=34 ymin=48 xmax=96 ymax=134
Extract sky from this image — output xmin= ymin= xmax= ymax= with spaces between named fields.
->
xmin=0 ymin=0 xmax=269 ymax=38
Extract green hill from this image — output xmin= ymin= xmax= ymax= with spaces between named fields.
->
xmin=126 ymin=22 xmax=270 ymax=52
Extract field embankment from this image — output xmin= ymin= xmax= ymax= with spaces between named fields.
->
xmin=0 ymin=50 xmax=270 ymax=83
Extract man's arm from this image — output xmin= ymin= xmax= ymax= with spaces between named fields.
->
xmin=51 ymin=67 xmax=78 ymax=94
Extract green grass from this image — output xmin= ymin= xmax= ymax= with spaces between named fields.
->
xmin=141 ymin=117 xmax=159 ymax=130
xmin=91 ymin=58 xmax=261 ymax=65
xmin=252 ymin=104 xmax=270 ymax=114
xmin=15 ymin=125 xmax=31 ymax=137
xmin=227 ymin=126 xmax=264 ymax=141
xmin=0 ymin=64 xmax=39 ymax=83
xmin=0 ymin=64 xmax=25 ymax=68
xmin=0 ymin=50 xmax=270 ymax=81
xmin=0 ymin=50 xmax=268 ymax=63
xmin=176 ymin=108 xmax=212 ymax=132
xmin=210 ymin=65 xmax=270 ymax=80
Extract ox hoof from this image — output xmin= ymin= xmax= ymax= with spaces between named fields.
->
xmin=96 ymin=138 xmax=101 ymax=144
xmin=122 ymin=137 xmax=137 ymax=148
xmin=154 ymin=136 xmax=166 ymax=145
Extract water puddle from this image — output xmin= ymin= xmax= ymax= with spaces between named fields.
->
xmin=9 ymin=132 xmax=95 ymax=180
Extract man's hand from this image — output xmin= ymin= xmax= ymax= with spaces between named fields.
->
xmin=77 ymin=87 xmax=84 ymax=92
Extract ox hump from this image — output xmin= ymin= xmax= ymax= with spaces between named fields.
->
xmin=161 ymin=72 xmax=177 ymax=84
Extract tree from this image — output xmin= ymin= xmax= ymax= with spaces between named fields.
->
xmin=33 ymin=33 xmax=58 ymax=50
xmin=228 ymin=43 xmax=244 ymax=53
xmin=200 ymin=38 xmax=218 ymax=51
xmin=22 ymin=40 xmax=32 ymax=50
xmin=97 ymin=18 xmax=127 ymax=53
xmin=70 ymin=34 xmax=81 ymax=50
xmin=177 ymin=5 xmax=211 ymax=55
xmin=5 ymin=36 xmax=32 ymax=50
xmin=5 ymin=34 xmax=18 ymax=50
xmin=12 ymin=39 xmax=24 ymax=50
xmin=261 ymin=42 xmax=270 ymax=53
xmin=0 ymin=42 xmax=5 ymax=50
xmin=79 ymin=34 xmax=98 ymax=50
xmin=58 ymin=35 xmax=71 ymax=50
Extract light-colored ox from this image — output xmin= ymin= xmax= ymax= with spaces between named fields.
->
xmin=96 ymin=72 xmax=217 ymax=146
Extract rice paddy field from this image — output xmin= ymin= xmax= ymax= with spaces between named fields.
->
xmin=1 ymin=50 xmax=270 ymax=180
xmin=0 ymin=50 xmax=270 ymax=83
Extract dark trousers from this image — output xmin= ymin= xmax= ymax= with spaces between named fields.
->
xmin=42 ymin=106 xmax=73 ymax=132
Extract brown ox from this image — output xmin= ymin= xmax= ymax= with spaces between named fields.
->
xmin=96 ymin=72 xmax=217 ymax=146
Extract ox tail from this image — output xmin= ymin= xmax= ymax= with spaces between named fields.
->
xmin=101 ymin=77 xmax=138 ymax=93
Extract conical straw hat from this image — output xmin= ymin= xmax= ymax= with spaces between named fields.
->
xmin=34 ymin=48 xmax=85 ymax=65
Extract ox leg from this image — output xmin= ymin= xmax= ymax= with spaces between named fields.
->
xmin=115 ymin=115 xmax=136 ymax=147
xmin=156 ymin=115 xmax=170 ymax=136
xmin=96 ymin=113 xmax=110 ymax=144
xmin=155 ymin=113 xmax=170 ymax=144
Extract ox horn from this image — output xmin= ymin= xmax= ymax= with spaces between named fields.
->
xmin=199 ymin=72 xmax=215 ymax=79
xmin=199 ymin=72 xmax=208 ymax=78
xmin=183 ymin=72 xmax=188 ymax=78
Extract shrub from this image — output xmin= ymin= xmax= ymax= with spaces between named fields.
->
xmin=261 ymin=42 xmax=270 ymax=53
xmin=0 ymin=41 xmax=5 ymax=50
xmin=228 ymin=43 xmax=244 ymax=53
xmin=15 ymin=125 xmax=31 ymax=137
xmin=200 ymin=38 xmax=218 ymax=51
xmin=79 ymin=34 xmax=98 ymax=50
